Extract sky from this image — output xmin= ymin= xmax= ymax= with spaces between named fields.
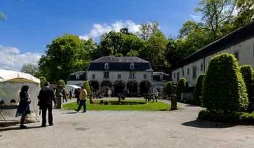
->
xmin=0 ymin=0 xmax=200 ymax=71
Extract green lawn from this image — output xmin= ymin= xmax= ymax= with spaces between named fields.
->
xmin=63 ymin=99 xmax=170 ymax=111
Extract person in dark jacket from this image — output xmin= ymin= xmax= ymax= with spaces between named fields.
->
xmin=16 ymin=85 xmax=31 ymax=129
xmin=37 ymin=82 xmax=56 ymax=127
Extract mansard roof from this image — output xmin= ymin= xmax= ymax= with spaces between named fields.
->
xmin=91 ymin=56 xmax=149 ymax=63
xmin=67 ymin=71 xmax=86 ymax=81
xmin=88 ymin=56 xmax=153 ymax=71
xmin=152 ymin=72 xmax=171 ymax=81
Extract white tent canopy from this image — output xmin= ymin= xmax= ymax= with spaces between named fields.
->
xmin=0 ymin=69 xmax=40 ymax=122
xmin=0 ymin=69 xmax=40 ymax=83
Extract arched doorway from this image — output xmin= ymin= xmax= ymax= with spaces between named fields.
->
xmin=127 ymin=80 xmax=138 ymax=97
xmin=140 ymin=80 xmax=151 ymax=96
xmin=89 ymin=80 xmax=99 ymax=92
xmin=101 ymin=80 xmax=112 ymax=97
xmin=89 ymin=80 xmax=99 ymax=98
xmin=114 ymin=80 xmax=125 ymax=96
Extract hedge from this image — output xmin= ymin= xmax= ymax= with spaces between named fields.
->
xmin=193 ymin=74 xmax=205 ymax=106
xmin=84 ymin=81 xmax=91 ymax=97
xmin=203 ymin=53 xmax=248 ymax=113
xmin=177 ymin=78 xmax=187 ymax=101
xmin=165 ymin=81 xmax=173 ymax=97
xmin=240 ymin=65 xmax=254 ymax=104
xmin=198 ymin=109 xmax=254 ymax=123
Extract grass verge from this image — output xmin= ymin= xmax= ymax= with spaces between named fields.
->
xmin=63 ymin=99 xmax=170 ymax=111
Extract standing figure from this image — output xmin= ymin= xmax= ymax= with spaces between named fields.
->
xmin=37 ymin=82 xmax=56 ymax=127
xmin=16 ymin=85 xmax=31 ymax=129
xmin=75 ymin=86 xmax=87 ymax=112
xmin=68 ymin=90 xmax=72 ymax=100
xmin=62 ymin=88 xmax=67 ymax=103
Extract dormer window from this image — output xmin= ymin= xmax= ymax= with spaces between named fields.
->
xmin=130 ymin=63 xmax=134 ymax=70
xmin=104 ymin=63 xmax=109 ymax=70
xmin=160 ymin=75 xmax=163 ymax=81
xmin=76 ymin=75 xmax=80 ymax=80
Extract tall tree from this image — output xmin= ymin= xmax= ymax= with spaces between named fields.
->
xmin=38 ymin=34 xmax=90 ymax=82
xmin=20 ymin=63 xmax=38 ymax=76
xmin=234 ymin=0 xmax=254 ymax=28
xmin=140 ymin=31 xmax=169 ymax=72
xmin=137 ymin=22 xmax=159 ymax=40
xmin=196 ymin=0 xmax=237 ymax=40
xmin=97 ymin=28 xmax=144 ymax=57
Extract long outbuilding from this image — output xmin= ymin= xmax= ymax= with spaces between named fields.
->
xmin=172 ymin=21 xmax=254 ymax=86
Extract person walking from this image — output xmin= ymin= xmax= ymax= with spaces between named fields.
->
xmin=62 ymin=88 xmax=67 ymax=103
xmin=38 ymin=82 xmax=56 ymax=127
xmin=16 ymin=85 xmax=31 ymax=129
xmin=75 ymin=86 xmax=87 ymax=113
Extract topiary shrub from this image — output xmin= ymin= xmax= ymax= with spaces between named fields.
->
xmin=240 ymin=65 xmax=254 ymax=107
xmin=165 ymin=81 xmax=173 ymax=98
xmin=193 ymin=74 xmax=205 ymax=106
xmin=57 ymin=79 xmax=66 ymax=88
xmin=203 ymin=53 xmax=248 ymax=113
xmin=177 ymin=78 xmax=187 ymax=101
xmin=39 ymin=76 xmax=47 ymax=88
xmin=84 ymin=81 xmax=91 ymax=98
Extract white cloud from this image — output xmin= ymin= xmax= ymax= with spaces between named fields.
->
xmin=190 ymin=14 xmax=202 ymax=22
xmin=0 ymin=45 xmax=42 ymax=71
xmin=79 ymin=20 xmax=141 ymax=40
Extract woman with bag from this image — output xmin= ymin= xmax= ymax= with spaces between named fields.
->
xmin=16 ymin=85 xmax=31 ymax=129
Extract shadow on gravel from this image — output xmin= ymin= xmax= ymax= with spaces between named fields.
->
xmin=62 ymin=111 xmax=78 ymax=114
xmin=0 ymin=126 xmax=43 ymax=132
xmin=182 ymin=120 xmax=236 ymax=128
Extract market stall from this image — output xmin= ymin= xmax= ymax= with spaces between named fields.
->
xmin=0 ymin=69 xmax=40 ymax=123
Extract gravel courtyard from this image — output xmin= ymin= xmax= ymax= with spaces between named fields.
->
xmin=1 ymin=103 xmax=254 ymax=148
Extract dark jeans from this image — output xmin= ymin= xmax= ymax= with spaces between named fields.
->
xmin=76 ymin=100 xmax=86 ymax=112
xmin=41 ymin=105 xmax=53 ymax=126
xmin=20 ymin=114 xmax=26 ymax=125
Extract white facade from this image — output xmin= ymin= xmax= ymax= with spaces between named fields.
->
xmin=87 ymin=70 xmax=153 ymax=95
xmin=172 ymin=37 xmax=254 ymax=86
xmin=87 ymin=71 xmax=152 ymax=84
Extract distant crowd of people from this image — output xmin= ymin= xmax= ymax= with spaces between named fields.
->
xmin=16 ymin=82 xmax=87 ymax=129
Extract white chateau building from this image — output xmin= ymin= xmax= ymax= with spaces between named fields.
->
xmin=67 ymin=56 xmax=170 ymax=96
xmin=172 ymin=21 xmax=254 ymax=87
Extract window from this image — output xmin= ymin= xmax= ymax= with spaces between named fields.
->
xmin=104 ymin=72 xmax=109 ymax=78
xmin=76 ymin=75 xmax=80 ymax=80
xmin=174 ymin=73 xmax=175 ymax=79
xmin=234 ymin=51 xmax=239 ymax=61
xmin=118 ymin=74 xmax=121 ymax=79
xmin=130 ymin=63 xmax=134 ymax=70
xmin=104 ymin=63 xmax=109 ymax=70
xmin=177 ymin=72 xmax=180 ymax=81
xmin=201 ymin=63 xmax=204 ymax=71
xmin=144 ymin=74 xmax=147 ymax=79
xmin=193 ymin=66 xmax=197 ymax=79
xmin=182 ymin=69 xmax=184 ymax=76
xmin=187 ymin=68 xmax=190 ymax=75
xmin=160 ymin=75 xmax=163 ymax=81
xmin=92 ymin=74 xmax=95 ymax=79
xmin=129 ymin=72 xmax=135 ymax=79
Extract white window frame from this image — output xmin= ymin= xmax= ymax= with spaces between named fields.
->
xmin=130 ymin=63 xmax=134 ymax=70
xmin=104 ymin=63 xmax=109 ymax=70
xmin=76 ymin=75 xmax=80 ymax=80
